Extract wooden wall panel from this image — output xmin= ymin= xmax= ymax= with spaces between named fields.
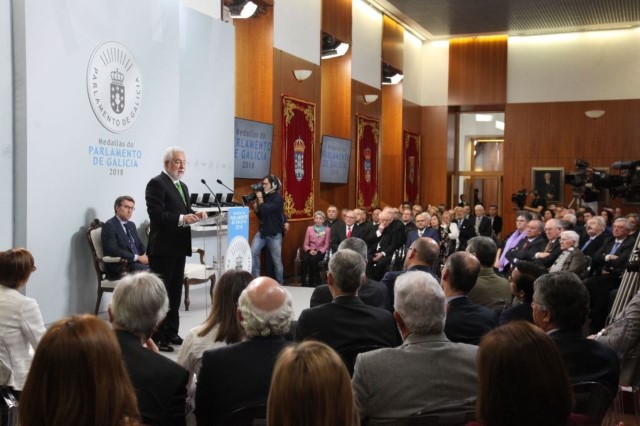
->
xmin=448 ymin=36 xmax=507 ymax=106
xmin=322 ymin=0 xmax=352 ymax=43
xmin=382 ymin=16 xmax=404 ymax=71
xmin=379 ymin=82 xmax=403 ymax=207
xmin=502 ymin=99 xmax=640 ymax=233
xmin=421 ymin=106 xmax=449 ymax=206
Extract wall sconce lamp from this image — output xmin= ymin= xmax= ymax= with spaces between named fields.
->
xmin=292 ymin=69 xmax=312 ymax=82
xmin=585 ymin=110 xmax=605 ymax=119
xmin=229 ymin=1 xmax=258 ymax=19
xmin=363 ymin=94 xmax=379 ymax=104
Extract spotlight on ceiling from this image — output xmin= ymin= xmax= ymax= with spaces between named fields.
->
xmin=382 ymin=62 xmax=403 ymax=85
xmin=229 ymin=1 xmax=258 ymax=19
xmin=321 ymin=32 xmax=349 ymax=60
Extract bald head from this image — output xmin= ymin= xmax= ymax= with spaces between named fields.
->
xmin=238 ymin=277 xmax=293 ymax=337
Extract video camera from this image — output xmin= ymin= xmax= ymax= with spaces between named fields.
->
xmin=511 ymin=189 xmax=527 ymax=210
xmin=564 ymin=159 xmax=640 ymax=202
xmin=241 ymin=175 xmax=281 ymax=205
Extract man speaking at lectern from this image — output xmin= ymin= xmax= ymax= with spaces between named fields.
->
xmin=146 ymin=146 xmax=207 ymax=352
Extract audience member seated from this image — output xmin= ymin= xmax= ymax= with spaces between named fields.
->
xmin=366 ymin=208 xmax=405 ymax=281
xmin=532 ymin=218 xmax=563 ymax=269
xmin=549 ymin=230 xmax=587 ymax=277
xmin=442 ymin=252 xmax=497 ymax=345
xmin=176 ymin=269 xmax=252 ymax=422
xmin=533 ymin=272 xmax=619 ymax=397
xmin=0 ymin=248 xmax=45 ymax=393
xmin=466 ymin=236 xmax=511 ymax=314
xmin=584 ymin=217 xmax=635 ymax=333
xmin=494 ymin=211 xmax=531 ymax=274
xmin=109 ymin=272 xmax=189 ymax=426
xmin=352 ymin=271 xmax=478 ymax=420
xmin=504 ymin=219 xmax=547 ymax=270
xmin=467 ymin=321 xmax=593 ymax=426
xmin=352 ymin=208 xmax=375 ymax=246
xmin=19 ymin=314 xmax=140 ymax=426
xmin=101 ymin=195 xmax=149 ymax=279
xmin=401 ymin=208 xmax=417 ymax=237
xmin=329 ymin=209 xmax=356 ymax=254
xmin=498 ymin=261 xmax=547 ymax=325
xmin=381 ymin=237 xmax=440 ymax=309
xmin=195 ymin=277 xmax=293 ymax=425
xmin=267 ymin=341 xmax=358 ymax=426
xmin=323 ymin=205 xmax=341 ymax=231
xmin=301 ymin=210 xmax=331 ymax=287
xmin=579 ymin=216 xmax=609 ymax=259
xmin=405 ymin=212 xmax=440 ymax=248
xmin=310 ymin=238 xmax=390 ymax=310
xmin=295 ymin=249 xmax=398 ymax=355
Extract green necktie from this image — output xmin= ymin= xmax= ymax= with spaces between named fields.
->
xmin=175 ymin=182 xmax=186 ymax=204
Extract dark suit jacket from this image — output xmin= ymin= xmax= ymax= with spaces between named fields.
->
xmin=405 ymin=227 xmax=440 ymax=248
xmin=498 ymin=301 xmax=533 ymax=325
xmin=579 ymin=232 xmax=608 ymax=258
xmin=504 ymin=235 xmax=547 ymax=266
xmin=195 ymin=336 xmax=289 ymax=425
xmin=381 ymin=265 xmax=439 ymax=309
xmin=310 ymin=279 xmax=391 ymax=311
xmin=533 ymin=238 xmax=562 ymax=268
xmin=550 ymin=329 xmax=620 ymax=398
xmin=102 ymin=216 xmax=146 ymax=279
xmin=352 ymin=222 xmax=376 ymax=246
xmin=145 ymin=172 xmax=194 ymax=257
xmin=456 ymin=218 xmax=476 ymax=251
xmin=475 ymin=216 xmax=493 ymax=237
xmin=444 ymin=296 xmax=497 ymax=345
xmin=491 ymin=215 xmax=503 ymax=236
xmin=591 ymin=235 xmax=635 ymax=277
xmin=369 ymin=219 xmax=405 ymax=259
xmin=329 ymin=223 xmax=349 ymax=253
xmin=295 ymin=296 xmax=399 ymax=352
xmin=116 ymin=330 xmax=188 ymax=426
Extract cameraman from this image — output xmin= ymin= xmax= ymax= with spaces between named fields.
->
xmin=250 ymin=175 xmax=285 ymax=284
xmin=582 ymin=168 xmax=600 ymax=213
xmin=524 ymin=189 xmax=546 ymax=216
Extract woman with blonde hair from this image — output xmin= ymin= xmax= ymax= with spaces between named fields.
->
xmin=19 ymin=314 xmax=140 ymax=426
xmin=267 ymin=340 xmax=358 ymax=426
xmin=0 ymin=248 xmax=45 ymax=394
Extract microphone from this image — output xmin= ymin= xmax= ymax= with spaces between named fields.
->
xmin=201 ymin=179 xmax=222 ymax=215
xmin=217 ymin=178 xmax=245 ymax=207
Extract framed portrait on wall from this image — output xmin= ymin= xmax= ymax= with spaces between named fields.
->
xmin=531 ymin=167 xmax=564 ymax=205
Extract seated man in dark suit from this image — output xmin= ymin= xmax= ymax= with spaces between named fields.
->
xmin=196 ymin=277 xmax=293 ymax=425
xmin=366 ymin=208 xmax=405 ymax=281
xmin=381 ymin=236 xmax=440 ymax=309
xmin=310 ymin=237 xmax=390 ymax=310
xmin=579 ymin=216 xmax=609 ymax=260
xmin=109 ymin=272 xmax=188 ymax=426
xmin=329 ymin=209 xmax=357 ymax=253
xmin=442 ymin=252 xmax=497 ymax=345
xmin=532 ymin=218 xmax=563 ymax=269
xmin=533 ymin=271 xmax=619 ymax=397
xmin=295 ymin=249 xmax=398 ymax=356
xmin=504 ymin=219 xmax=547 ymax=270
xmin=101 ymin=195 xmax=149 ymax=279
xmin=585 ymin=217 xmax=636 ymax=333
xmin=405 ymin=212 xmax=440 ymax=248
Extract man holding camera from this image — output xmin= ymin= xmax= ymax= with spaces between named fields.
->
xmin=250 ymin=175 xmax=285 ymax=284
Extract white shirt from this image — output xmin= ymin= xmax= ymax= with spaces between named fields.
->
xmin=0 ymin=285 xmax=46 ymax=390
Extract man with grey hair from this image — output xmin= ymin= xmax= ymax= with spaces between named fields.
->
xmin=146 ymin=146 xmax=207 ymax=351
xmin=109 ymin=272 xmax=189 ymax=426
xmin=405 ymin=212 xmax=439 ymax=248
xmin=196 ymin=277 xmax=293 ymax=425
xmin=532 ymin=218 xmax=563 ymax=269
xmin=579 ymin=216 xmax=609 ymax=258
xmin=295 ymin=249 xmax=397 ymax=358
xmin=310 ymin=237 xmax=390 ymax=310
xmin=504 ymin=219 xmax=547 ymax=269
xmin=466 ymin=236 xmax=511 ymax=314
xmin=352 ymin=271 xmax=478 ymax=420
xmin=367 ymin=207 xmax=405 ymax=281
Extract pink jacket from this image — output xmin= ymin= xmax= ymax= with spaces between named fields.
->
xmin=303 ymin=226 xmax=331 ymax=253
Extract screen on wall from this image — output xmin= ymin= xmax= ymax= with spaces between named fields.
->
xmin=319 ymin=135 xmax=351 ymax=184
xmin=234 ymin=117 xmax=273 ymax=179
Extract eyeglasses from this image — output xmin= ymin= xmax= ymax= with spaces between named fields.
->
xmin=172 ymin=160 xmax=188 ymax=166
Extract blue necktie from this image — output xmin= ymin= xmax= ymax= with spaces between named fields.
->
xmin=609 ymin=241 xmax=621 ymax=255
xmin=124 ymin=223 xmax=139 ymax=255
xmin=582 ymin=239 xmax=592 ymax=251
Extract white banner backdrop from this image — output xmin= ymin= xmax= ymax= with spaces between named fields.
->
xmin=0 ymin=2 xmax=12 ymax=250
xmin=12 ymin=0 xmax=234 ymax=322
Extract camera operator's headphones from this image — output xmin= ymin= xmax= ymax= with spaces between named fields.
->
xmin=264 ymin=174 xmax=281 ymax=193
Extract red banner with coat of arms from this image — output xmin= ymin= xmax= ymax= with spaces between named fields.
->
xmin=403 ymin=131 xmax=421 ymax=205
xmin=282 ymin=96 xmax=315 ymax=220
xmin=356 ymin=115 xmax=379 ymax=210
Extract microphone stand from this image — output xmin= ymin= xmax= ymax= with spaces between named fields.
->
xmin=217 ymin=178 xmax=244 ymax=207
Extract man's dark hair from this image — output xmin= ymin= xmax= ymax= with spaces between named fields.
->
xmin=412 ymin=237 xmax=440 ymax=266
xmin=466 ymin=236 xmax=497 ymax=267
xmin=114 ymin=195 xmax=135 ymax=213
xmin=516 ymin=211 xmax=533 ymax=222
xmin=445 ymin=252 xmax=481 ymax=294
xmin=514 ymin=260 xmax=548 ymax=281
xmin=534 ymin=272 xmax=589 ymax=330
